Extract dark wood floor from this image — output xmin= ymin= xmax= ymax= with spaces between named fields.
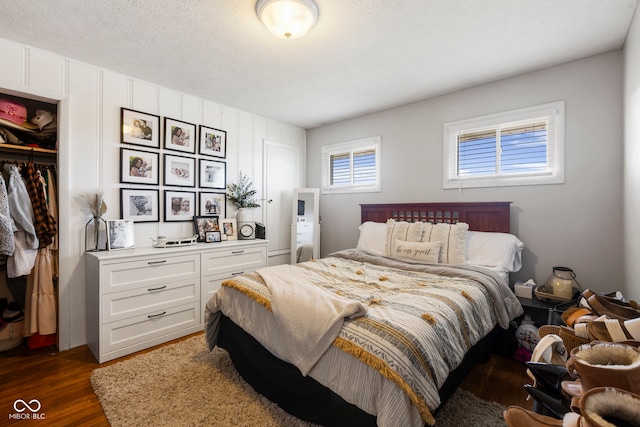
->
xmin=0 ymin=333 xmax=533 ymax=426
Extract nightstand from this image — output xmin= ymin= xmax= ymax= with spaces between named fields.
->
xmin=517 ymin=296 xmax=578 ymax=326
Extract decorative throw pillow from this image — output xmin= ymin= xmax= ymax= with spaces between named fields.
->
xmin=424 ymin=222 xmax=469 ymax=265
xmin=391 ymin=239 xmax=441 ymax=263
xmin=385 ymin=219 xmax=425 ymax=256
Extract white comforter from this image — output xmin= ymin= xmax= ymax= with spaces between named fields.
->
xmin=205 ymin=249 xmax=523 ymax=426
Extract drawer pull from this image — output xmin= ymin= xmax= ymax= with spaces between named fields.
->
xmin=231 ymin=250 xmax=245 ymax=254
xmin=231 ymin=271 xmax=244 ymax=276
xmin=147 ymin=285 xmax=167 ymax=292
xmin=148 ymin=311 xmax=167 ymax=319
xmin=147 ymin=260 xmax=167 ymax=265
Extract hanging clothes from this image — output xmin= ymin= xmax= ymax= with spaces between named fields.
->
xmin=0 ymin=173 xmax=15 ymax=256
xmin=22 ymin=162 xmax=56 ymax=248
xmin=28 ymin=247 xmax=56 ymax=335
xmin=45 ymin=167 xmax=58 ymax=278
xmin=4 ymin=163 xmax=38 ymax=278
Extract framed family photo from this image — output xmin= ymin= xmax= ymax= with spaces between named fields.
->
xmin=199 ymin=126 xmax=226 ymax=158
xmin=121 ymin=108 xmax=160 ymax=148
xmin=107 ymin=219 xmax=136 ymax=250
xmin=199 ymin=159 xmax=226 ymax=189
xmin=164 ymin=117 xmax=196 ymax=154
xmin=120 ymin=148 xmax=159 ymax=185
xmin=164 ymin=154 xmax=195 ymax=187
xmin=164 ymin=190 xmax=196 ymax=222
xmin=220 ymin=218 xmax=237 ymax=240
xmin=194 ymin=215 xmax=220 ymax=242
xmin=205 ymin=231 xmax=222 ymax=243
xmin=120 ymin=188 xmax=159 ymax=222
xmin=199 ymin=192 xmax=225 ymax=217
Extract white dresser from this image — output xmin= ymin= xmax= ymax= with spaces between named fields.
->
xmin=86 ymin=240 xmax=268 ymax=363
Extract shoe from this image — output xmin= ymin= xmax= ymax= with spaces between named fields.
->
xmin=561 ymin=379 xmax=584 ymax=399
xmin=581 ymin=289 xmax=639 ymax=310
xmin=587 ymin=294 xmax=640 ymax=320
xmin=524 ymin=384 xmax=571 ymax=419
xmin=567 ymin=342 xmax=640 ymax=395
xmin=503 ymin=406 xmax=563 ymax=427
xmin=579 ymin=386 xmax=640 ymax=427
xmin=586 ymin=316 xmax=640 ymax=342
xmin=526 ymin=362 xmax=572 ymax=394
xmin=562 ymin=307 xmax=596 ymax=327
xmin=1 ymin=301 xmax=24 ymax=323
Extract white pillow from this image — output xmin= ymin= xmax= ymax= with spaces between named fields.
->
xmin=423 ymin=222 xmax=469 ymax=265
xmin=466 ymin=231 xmax=524 ymax=272
xmin=391 ymin=239 xmax=441 ymax=263
xmin=356 ymin=221 xmax=387 ymax=255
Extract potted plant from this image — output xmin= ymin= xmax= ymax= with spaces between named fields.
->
xmin=226 ymin=172 xmax=260 ymax=223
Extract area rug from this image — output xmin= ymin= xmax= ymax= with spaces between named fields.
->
xmin=91 ymin=334 xmax=506 ymax=426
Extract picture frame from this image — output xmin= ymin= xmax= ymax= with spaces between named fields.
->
xmin=199 ymin=159 xmax=226 ymax=189
xmin=164 ymin=117 xmax=196 ymax=154
xmin=194 ymin=215 xmax=220 ymax=242
xmin=164 ymin=153 xmax=196 ymax=187
xmin=199 ymin=191 xmax=225 ymax=217
xmin=121 ymin=108 xmax=160 ymax=148
xmin=120 ymin=148 xmax=159 ymax=185
xmin=205 ymin=230 xmax=222 ymax=243
xmin=220 ymin=218 xmax=237 ymax=241
xmin=164 ymin=190 xmax=196 ymax=222
xmin=199 ymin=126 xmax=226 ymax=158
xmin=120 ymin=188 xmax=159 ymax=223
xmin=107 ymin=219 xmax=136 ymax=250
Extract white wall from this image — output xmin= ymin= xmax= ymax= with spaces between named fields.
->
xmin=624 ymin=9 xmax=640 ymax=302
xmin=307 ymin=52 xmax=625 ymax=294
xmin=0 ymin=37 xmax=305 ymax=350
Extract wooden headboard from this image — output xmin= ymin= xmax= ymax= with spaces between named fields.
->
xmin=360 ymin=202 xmax=511 ymax=233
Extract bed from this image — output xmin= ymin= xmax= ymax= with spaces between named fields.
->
xmin=205 ymin=202 xmax=524 ymax=426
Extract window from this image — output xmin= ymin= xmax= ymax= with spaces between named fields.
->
xmin=321 ymin=136 xmax=381 ymax=194
xmin=443 ymin=101 xmax=565 ymax=189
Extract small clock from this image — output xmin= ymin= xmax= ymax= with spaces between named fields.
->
xmin=238 ymin=222 xmax=255 ymax=240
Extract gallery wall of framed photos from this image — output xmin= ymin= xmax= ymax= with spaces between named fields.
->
xmin=119 ymin=107 xmax=229 ymax=239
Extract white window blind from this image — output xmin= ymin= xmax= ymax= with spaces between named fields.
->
xmin=322 ymin=136 xmax=381 ymax=194
xmin=443 ymin=101 xmax=565 ymax=189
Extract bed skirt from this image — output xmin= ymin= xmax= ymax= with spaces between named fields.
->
xmin=216 ymin=314 xmax=502 ymax=426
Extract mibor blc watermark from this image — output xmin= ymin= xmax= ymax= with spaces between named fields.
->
xmin=8 ymin=399 xmax=45 ymax=420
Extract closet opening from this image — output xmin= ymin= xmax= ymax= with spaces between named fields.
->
xmin=0 ymin=90 xmax=59 ymax=353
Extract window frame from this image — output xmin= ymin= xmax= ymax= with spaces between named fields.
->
xmin=443 ymin=101 xmax=565 ymax=189
xmin=321 ymin=136 xmax=381 ymax=194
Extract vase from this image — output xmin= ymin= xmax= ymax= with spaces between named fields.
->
xmin=236 ymin=208 xmax=249 ymax=224
xmin=85 ymin=216 xmax=107 ymax=252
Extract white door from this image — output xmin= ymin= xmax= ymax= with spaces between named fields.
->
xmin=263 ymin=140 xmax=300 ymax=261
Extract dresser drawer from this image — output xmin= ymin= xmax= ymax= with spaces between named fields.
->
xmin=101 ymin=254 xmax=200 ymax=293
xmin=202 ymin=246 xmax=266 ymax=277
xmin=101 ymin=301 xmax=201 ymax=355
xmin=102 ymin=278 xmax=200 ymax=323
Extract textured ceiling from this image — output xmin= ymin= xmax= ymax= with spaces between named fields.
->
xmin=0 ymin=0 xmax=637 ymax=129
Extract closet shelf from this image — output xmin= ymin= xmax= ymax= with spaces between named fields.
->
xmin=0 ymin=144 xmax=56 ymax=156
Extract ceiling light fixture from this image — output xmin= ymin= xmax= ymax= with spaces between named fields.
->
xmin=256 ymin=0 xmax=319 ymax=40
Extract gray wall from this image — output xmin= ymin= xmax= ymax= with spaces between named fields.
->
xmin=307 ymin=51 xmax=624 ymax=292
xmin=624 ymin=8 xmax=640 ymax=302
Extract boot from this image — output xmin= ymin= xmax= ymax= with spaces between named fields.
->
xmin=503 ymin=406 xmax=563 ymax=427
xmin=526 ymin=362 xmax=572 ymax=395
xmin=567 ymin=342 xmax=640 ymax=395
xmin=524 ymin=384 xmax=571 ymax=419
xmin=579 ymin=386 xmax=640 ymax=427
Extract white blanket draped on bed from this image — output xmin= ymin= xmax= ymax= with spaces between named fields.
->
xmin=256 ymin=264 xmax=368 ymax=375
